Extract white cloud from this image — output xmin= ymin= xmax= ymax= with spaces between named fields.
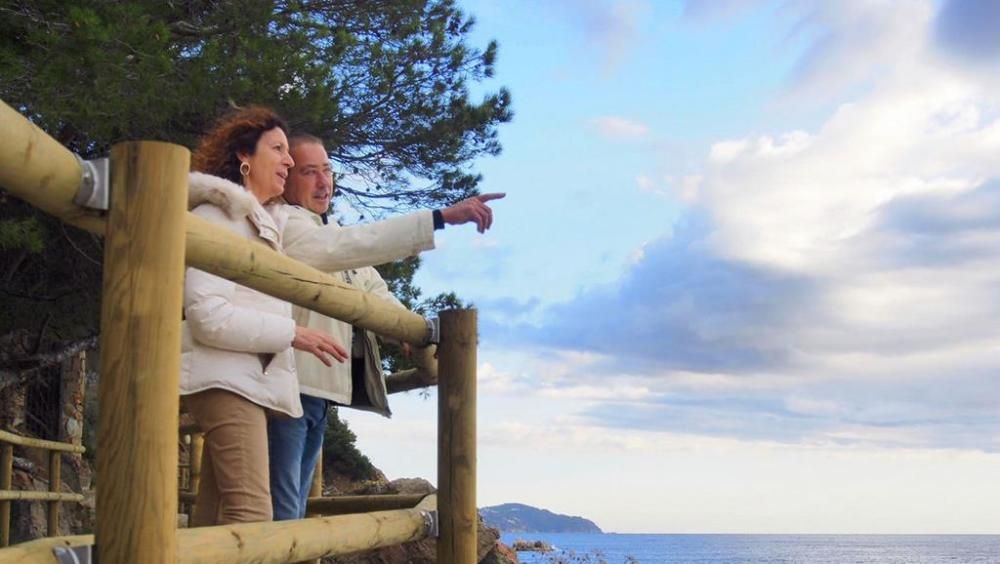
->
xmin=677 ymin=174 xmax=703 ymax=203
xmin=591 ymin=116 xmax=650 ymax=140
xmin=636 ymin=174 xmax=702 ymax=202
xmin=681 ymin=0 xmax=756 ymax=24
xmin=537 ymin=383 xmax=653 ymax=401
xmin=555 ymin=0 xmax=651 ymax=73
xmin=479 ymin=421 xmax=653 ymax=452
xmin=625 ymin=241 xmax=648 ymax=265
xmin=469 ymin=236 xmax=500 ymax=249
xmin=476 ymin=361 xmax=518 ymax=394
xmin=702 ymin=65 xmax=997 ymax=273
xmin=501 ymin=2 xmax=1000 ymax=452
xmin=777 ymin=0 xmax=935 ymax=105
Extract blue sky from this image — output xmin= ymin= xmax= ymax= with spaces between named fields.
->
xmin=341 ymin=0 xmax=1000 ymax=533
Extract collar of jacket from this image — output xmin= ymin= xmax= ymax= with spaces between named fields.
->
xmin=279 ymin=198 xmax=331 ymax=228
xmin=189 ymin=172 xmax=287 ymax=250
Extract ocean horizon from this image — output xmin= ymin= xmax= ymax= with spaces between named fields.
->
xmin=501 ymin=532 xmax=1000 ymax=563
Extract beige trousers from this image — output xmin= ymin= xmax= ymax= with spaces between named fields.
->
xmin=185 ymin=388 xmax=273 ymax=526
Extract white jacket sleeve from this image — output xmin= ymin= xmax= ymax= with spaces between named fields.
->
xmin=283 ymin=208 xmax=435 ymax=272
xmin=184 ymin=268 xmax=296 ymax=353
xmin=359 ymin=266 xmax=406 ymax=309
xmin=358 ymin=266 xmax=410 ymax=345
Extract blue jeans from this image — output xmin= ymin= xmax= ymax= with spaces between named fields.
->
xmin=267 ymin=394 xmax=328 ymax=520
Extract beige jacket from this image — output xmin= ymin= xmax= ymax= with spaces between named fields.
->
xmin=282 ymin=204 xmax=419 ymax=414
xmin=180 ymin=173 xmax=302 ymax=418
xmin=281 ymin=203 xmax=435 ymax=272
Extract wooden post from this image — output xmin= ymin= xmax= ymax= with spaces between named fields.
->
xmin=96 ymin=142 xmax=188 ymax=563
xmin=309 ymin=454 xmax=323 ymax=513
xmin=437 ymin=309 xmax=477 ymax=564
xmin=302 ymin=458 xmax=325 ymax=563
xmin=0 ymin=444 xmax=12 ymax=547
xmin=310 ymin=457 xmax=322 ymax=499
xmin=47 ymin=451 xmax=61 ymax=536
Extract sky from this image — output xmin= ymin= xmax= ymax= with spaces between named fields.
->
xmin=340 ymin=0 xmax=1000 ymax=534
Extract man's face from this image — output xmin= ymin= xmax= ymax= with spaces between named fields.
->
xmin=285 ymin=142 xmax=334 ymax=215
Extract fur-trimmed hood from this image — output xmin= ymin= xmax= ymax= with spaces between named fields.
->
xmin=188 ymin=171 xmax=288 ymax=250
xmin=188 ymin=172 xmax=258 ymax=220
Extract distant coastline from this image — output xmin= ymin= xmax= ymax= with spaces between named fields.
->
xmin=481 ymin=503 xmax=603 ymax=533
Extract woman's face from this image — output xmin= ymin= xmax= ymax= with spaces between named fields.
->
xmin=240 ymin=127 xmax=295 ymax=204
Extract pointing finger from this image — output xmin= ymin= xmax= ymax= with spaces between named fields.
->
xmin=475 ymin=206 xmax=488 ymax=233
xmin=476 ymin=192 xmax=506 ymax=203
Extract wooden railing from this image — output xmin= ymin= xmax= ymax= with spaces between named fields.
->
xmin=0 ymin=430 xmax=85 ymax=547
xmin=0 ymin=99 xmax=478 ymax=564
xmin=0 ymin=494 xmax=438 ymax=564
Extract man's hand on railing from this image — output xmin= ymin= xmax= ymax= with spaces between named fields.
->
xmin=292 ymin=327 xmax=348 ymax=366
xmin=440 ymin=193 xmax=506 ymax=233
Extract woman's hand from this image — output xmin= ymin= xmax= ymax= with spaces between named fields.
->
xmin=292 ymin=326 xmax=349 ymax=367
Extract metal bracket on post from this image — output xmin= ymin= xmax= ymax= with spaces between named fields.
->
xmin=72 ymin=155 xmax=110 ymax=211
xmin=425 ymin=317 xmax=440 ymax=345
xmin=53 ymin=545 xmax=97 ymax=563
xmin=421 ymin=510 xmax=439 ymax=538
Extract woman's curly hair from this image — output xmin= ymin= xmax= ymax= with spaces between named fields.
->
xmin=192 ymin=105 xmax=289 ymax=184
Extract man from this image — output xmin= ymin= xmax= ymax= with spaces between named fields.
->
xmin=269 ymin=133 xmax=504 ymax=520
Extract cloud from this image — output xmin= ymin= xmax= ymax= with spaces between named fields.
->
xmin=537 ymin=383 xmax=653 ymax=401
xmin=636 ymin=174 xmax=702 ymax=202
xmin=529 ymin=215 xmax=822 ymax=374
xmin=476 ymin=362 xmax=519 ymax=394
xmin=590 ymin=116 xmax=649 ymax=140
xmin=420 ymin=236 xmax=513 ymax=286
xmin=934 ymin=0 xmax=1000 ymax=65
xmin=489 ymin=5 xmax=1000 ymax=452
xmin=479 ymin=420 xmax=654 ymax=452
xmin=572 ymin=362 xmax=1000 ymax=451
xmin=552 ymin=0 xmax=650 ymax=73
xmin=774 ymin=0 xmax=934 ymax=105
xmin=860 ymin=179 xmax=1000 ymax=269
xmin=469 ymin=236 xmax=501 ymax=249
xmin=681 ymin=0 xmax=756 ymax=24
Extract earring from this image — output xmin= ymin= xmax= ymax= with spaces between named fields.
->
xmin=239 ymin=161 xmax=250 ymax=176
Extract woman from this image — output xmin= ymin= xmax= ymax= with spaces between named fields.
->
xmin=182 ymin=106 xmax=348 ymax=526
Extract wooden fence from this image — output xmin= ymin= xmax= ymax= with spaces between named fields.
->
xmin=0 ymin=430 xmax=85 ymax=547
xmin=0 ymin=99 xmax=478 ymax=563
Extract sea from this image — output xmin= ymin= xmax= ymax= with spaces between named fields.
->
xmin=500 ymin=533 xmax=1000 ymax=563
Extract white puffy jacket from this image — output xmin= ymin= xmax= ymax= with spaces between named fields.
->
xmin=179 ymin=173 xmax=302 ymax=417
xmin=283 ymin=205 xmax=410 ymax=411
